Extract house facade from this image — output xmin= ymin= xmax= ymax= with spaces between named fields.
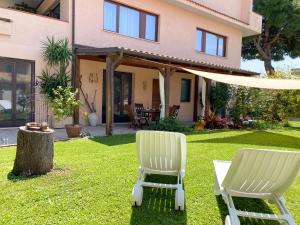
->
xmin=0 ymin=0 xmax=262 ymax=129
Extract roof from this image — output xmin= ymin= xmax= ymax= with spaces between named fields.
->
xmin=75 ymin=46 xmax=258 ymax=76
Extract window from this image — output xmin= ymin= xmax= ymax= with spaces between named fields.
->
xmin=103 ymin=0 xmax=158 ymax=41
xmin=195 ymin=29 xmax=226 ymax=57
xmin=119 ymin=6 xmax=140 ymax=38
xmin=180 ymin=79 xmax=191 ymax=102
xmin=104 ymin=1 xmax=117 ymax=32
xmin=45 ymin=3 xmax=60 ymax=19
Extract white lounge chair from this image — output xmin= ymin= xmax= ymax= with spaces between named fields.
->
xmin=132 ymin=130 xmax=186 ymax=210
xmin=214 ymin=148 xmax=300 ymax=225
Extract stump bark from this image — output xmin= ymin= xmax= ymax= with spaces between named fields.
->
xmin=12 ymin=126 xmax=54 ymax=176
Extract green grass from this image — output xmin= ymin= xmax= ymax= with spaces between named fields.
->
xmin=0 ymin=127 xmax=300 ymax=225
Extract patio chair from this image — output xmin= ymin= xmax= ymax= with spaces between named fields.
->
xmin=134 ymin=103 xmax=144 ymax=117
xmin=124 ymin=105 xmax=138 ymax=128
xmin=132 ymin=130 xmax=187 ymax=211
xmin=134 ymin=103 xmax=148 ymax=128
xmin=213 ymin=148 xmax=300 ymax=225
xmin=169 ymin=105 xmax=180 ymax=119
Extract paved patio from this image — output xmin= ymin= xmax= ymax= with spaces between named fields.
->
xmin=0 ymin=124 xmax=136 ymax=147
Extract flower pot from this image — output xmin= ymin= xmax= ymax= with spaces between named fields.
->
xmin=65 ymin=124 xmax=82 ymax=138
xmin=88 ymin=112 xmax=99 ymax=127
xmin=51 ymin=116 xmax=73 ymax=129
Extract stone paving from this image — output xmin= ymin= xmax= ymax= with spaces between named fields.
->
xmin=0 ymin=124 xmax=136 ymax=147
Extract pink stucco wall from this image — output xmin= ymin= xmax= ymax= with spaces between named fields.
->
xmin=0 ymin=7 xmax=71 ymax=77
xmin=75 ymin=0 xmax=245 ymax=69
xmin=0 ymin=5 xmax=72 ymax=123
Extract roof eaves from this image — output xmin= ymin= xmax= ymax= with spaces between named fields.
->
xmin=75 ymin=45 xmax=259 ymax=76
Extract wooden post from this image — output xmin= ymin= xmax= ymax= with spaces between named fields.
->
xmin=204 ymin=78 xmax=211 ymax=116
xmin=193 ymin=75 xmax=199 ymax=121
xmin=106 ymin=56 xmax=113 ymax=136
xmin=105 ymin=54 xmax=123 ymax=136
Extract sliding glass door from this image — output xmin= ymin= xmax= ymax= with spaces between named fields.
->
xmin=0 ymin=58 xmax=34 ymax=127
xmin=102 ymin=71 xmax=132 ymax=123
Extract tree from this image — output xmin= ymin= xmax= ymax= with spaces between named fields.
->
xmin=242 ymin=0 xmax=300 ymax=74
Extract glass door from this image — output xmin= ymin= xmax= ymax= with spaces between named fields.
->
xmin=102 ymin=71 xmax=132 ymax=123
xmin=0 ymin=58 xmax=33 ymax=127
xmin=16 ymin=61 xmax=33 ymax=126
xmin=0 ymin=60 xmax=13 ymax=126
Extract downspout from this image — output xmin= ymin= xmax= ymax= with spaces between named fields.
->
xmin=71 ymin=0 xmax=75 ymax=87
xmin=71 ymin=0 xmax=79 ymax=124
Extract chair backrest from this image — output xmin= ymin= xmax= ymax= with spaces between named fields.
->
xmin=134 ymin=103 xmax=144 ymax=117
xmin=136 ymin=131 xmax=186 ymax=174
xmin=169 ymin=105 xmax=180 ymax=119
xmin=124 ymin=105 xmax=134 ymax=121
xmin=223 ymin=148 xmax=300 ymax=196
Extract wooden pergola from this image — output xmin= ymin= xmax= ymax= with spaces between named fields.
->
xmin=74 ymin=46 xmax=257 ymax=136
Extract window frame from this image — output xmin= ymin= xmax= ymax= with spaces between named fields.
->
xmin=180 ymin=79 xmax=192 ymax=103
xmin=103 ymin=0 xmax=159 ymax=42
xmin=196 ymin=28 xmax=226 ymax=57
xmin=44 ymin=2 xmax=60 ymax=19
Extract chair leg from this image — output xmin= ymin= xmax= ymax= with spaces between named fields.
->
xmin=214 ymin=172 xmax=221 ymax=196
xmin=175 ymin=173 xmax=185 ymax=211
xmin=225 ymin=195 xmax=240 ymax=225
xmin=132 ymin=169 xmax=144 ymax=207
xmin=277 ymin=197 xmax=296 ymax=225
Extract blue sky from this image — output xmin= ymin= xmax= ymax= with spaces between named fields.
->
xmin=241 ymin=56 xmax=300 ymax=74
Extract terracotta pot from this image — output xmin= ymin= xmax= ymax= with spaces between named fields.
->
xmin=65 ymin=124 xmax=82 ymax=138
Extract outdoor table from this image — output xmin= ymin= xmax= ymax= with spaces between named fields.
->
xmin=141 ymin=109 xmax=160 ymax=122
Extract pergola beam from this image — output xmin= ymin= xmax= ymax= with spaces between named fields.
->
xmin=105 ymin=53 xmax=123 ymax=136
xmin=203 ymin=78 xmax=212 ymax=117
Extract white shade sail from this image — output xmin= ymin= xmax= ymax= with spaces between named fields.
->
xmin=182 ymin=68 xmax=300 ymax=90
xmin=159 ymin=72 xmax=165 ymax=119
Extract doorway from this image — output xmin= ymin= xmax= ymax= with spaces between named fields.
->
xmin=152 ymin=79 xmax=161 ymax=109
xmin=0 ymin=58 xmax=34 ymax=127
xmin=102 ymin=71 xmax=132 ymax=123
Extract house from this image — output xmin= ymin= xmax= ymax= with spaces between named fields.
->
xmin=0 ymin=0 xmax=262 ymax=134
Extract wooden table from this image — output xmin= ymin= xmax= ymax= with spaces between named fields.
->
xmin=141 ymin=109 xmax=160 ymax=122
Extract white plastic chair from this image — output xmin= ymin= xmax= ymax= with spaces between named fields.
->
xmin=132 ymin=130 xmax=187 ymax=210
xmin=214 ymin=148 xmax=300 ymax=225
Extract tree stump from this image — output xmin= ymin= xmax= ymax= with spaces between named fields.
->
xmin=12 ymin=126 xmax=54 ymax=176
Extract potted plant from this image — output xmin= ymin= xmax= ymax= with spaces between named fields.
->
xmin=39 ymin=37 xmax=82 ymax=137
xmin=50 ymin=86 xmax=81 ymax=138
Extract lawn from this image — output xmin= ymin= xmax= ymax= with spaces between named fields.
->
xmin=0 ymin=127 xmax=299 ymax=225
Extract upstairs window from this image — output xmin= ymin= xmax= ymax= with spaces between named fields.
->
xmin=103 ymin=1 xmax=158 ymax=41
xmin=196 ymin=29 xmax=226 ymax=57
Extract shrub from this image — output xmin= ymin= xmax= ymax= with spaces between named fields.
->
xmin=39 ymin=69 xmax=70 ymax=101
xmin=229 ymin=70 xmax=300 ymax=122
xmin=204 ymin=114 xmax=228 ymax=129
xmin=148 ymin=117 xmax=191 ymax=133
xmin=248 ymin=120 xmax=290 ymax=130
xmin=211 ymin=82 xmax=230 ymax=116
xmin=50 ymin=86 xmax=80 ymax=122
xmin=39 ymin=37 xmax=73 ymax=100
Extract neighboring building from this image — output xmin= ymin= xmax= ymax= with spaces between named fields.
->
xmin=0 ymin=0 xmax=262 ymax=130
